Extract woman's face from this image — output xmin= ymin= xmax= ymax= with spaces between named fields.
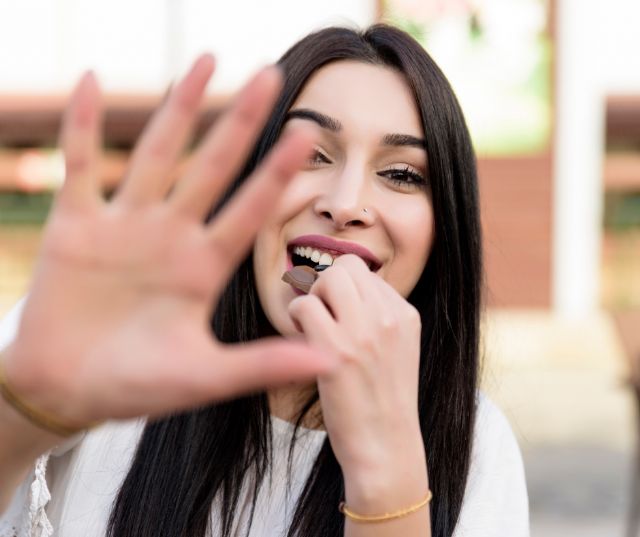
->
xmin=253 ymin=60 xmax=434 ymax=336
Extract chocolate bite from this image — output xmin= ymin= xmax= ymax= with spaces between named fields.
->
xmin=282 ymin=265 xmax=319 ymax=293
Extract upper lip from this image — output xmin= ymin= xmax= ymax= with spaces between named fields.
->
xmin=287 ymin=234 xmax=382 ymax=271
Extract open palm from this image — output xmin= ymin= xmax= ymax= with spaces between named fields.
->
xmin=2 ymin=55 xmax=331 ymax=429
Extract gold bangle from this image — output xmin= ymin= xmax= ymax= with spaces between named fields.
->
xmin=339 ymin=490 xmax=432 ymax=523
xmin=0 ymin=354 xmax=97 ymax=437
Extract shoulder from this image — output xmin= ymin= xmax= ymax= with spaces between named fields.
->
xmin=453 ymin=391 xmax=530 ymax=536
xmin=472 ymin=391 xmax=524 ymax=463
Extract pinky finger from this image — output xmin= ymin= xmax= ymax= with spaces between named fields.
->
xmin=57 ymin=71 xmax=103 ymax=212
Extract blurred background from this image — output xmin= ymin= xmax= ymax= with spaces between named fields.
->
xmin=0 ymin=1 xmax=639 ymax=535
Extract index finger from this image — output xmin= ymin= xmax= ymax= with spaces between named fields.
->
xmin=205 ymin=125 xmax=317 ymax=286
xmin=169 ymin=66 xmax=283 ymax=219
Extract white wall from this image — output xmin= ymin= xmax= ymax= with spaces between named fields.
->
xmin=0 ymin=0 xmax=376 ymax=93
xmin=554 ymin=0 xmax=640 ymax=317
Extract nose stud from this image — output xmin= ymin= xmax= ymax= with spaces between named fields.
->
xmin=363 ymin=208 xmax=368 ymax=214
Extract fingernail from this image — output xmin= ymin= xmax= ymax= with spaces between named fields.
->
xmin=190 ymin=53 xmax=215 ymax=79
xmin=73 ymin=70 xmax=99 ymax=126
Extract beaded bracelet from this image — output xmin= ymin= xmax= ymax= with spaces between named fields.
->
xmin=339 ymin=490 xmax=432 ymax=523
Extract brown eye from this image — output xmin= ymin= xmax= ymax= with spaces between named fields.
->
xmin=307 ymin=148 xmax=331 ymax=166
xmin=378 ymin=166 xmax=427 ymax=189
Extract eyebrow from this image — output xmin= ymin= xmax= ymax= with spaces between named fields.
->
xmin=381 ymin=133 xmax=426 ymax=150
xmin=285 ymin=107 xmax=426 ymax=150
xmin=286 ymin=108 xmax=342 ymax=131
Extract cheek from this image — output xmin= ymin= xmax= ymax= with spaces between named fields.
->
xmin=387 ymin=200 xmax=434 ymax=295
xmin=251 ymin=178 xmax=316 ymax=335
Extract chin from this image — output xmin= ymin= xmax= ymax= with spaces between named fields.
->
xmin=271 ymin=314 xmax=302 ymax=339
xmin=259 ymin=290 xmax=299 ymax=338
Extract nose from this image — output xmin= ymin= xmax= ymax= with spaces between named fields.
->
xmin=313 ymin=167 xmax=375 ymax=230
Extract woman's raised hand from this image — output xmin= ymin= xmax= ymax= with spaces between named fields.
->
xmin=2 ymin=55 xmax=334 ymax=428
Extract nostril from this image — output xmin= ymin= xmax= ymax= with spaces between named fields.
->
xmin=317 ymin=209 xmax=368 ymax=229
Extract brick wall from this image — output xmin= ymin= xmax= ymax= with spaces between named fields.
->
xmin=478 ymin=155 xmax=553 ymax=308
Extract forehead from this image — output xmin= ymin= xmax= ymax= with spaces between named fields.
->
xmin=290 ymin=60 xmax=424 ymax=138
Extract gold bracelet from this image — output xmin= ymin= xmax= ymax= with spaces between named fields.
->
xmin=339 ymin=490 xmax=432 ymax=523
xmin=0 ymin=354 xmax=96 ymax=437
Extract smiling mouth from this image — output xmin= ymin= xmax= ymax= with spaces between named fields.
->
xmin=288 ymin=245 xmax=380 ymax=272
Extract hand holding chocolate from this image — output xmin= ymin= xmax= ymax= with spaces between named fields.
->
xmin=281 ymin=264 xmax=329 ymax=293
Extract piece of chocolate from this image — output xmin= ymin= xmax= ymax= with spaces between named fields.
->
xmin=282 ymin=265 xmax=318 ymax=293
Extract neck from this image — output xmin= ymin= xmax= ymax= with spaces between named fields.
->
xmin=267 ymin=383 xmax=323 ymax=430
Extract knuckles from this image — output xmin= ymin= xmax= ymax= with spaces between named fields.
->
xmin=331 ymin=253 xmax=369 ymax=273
xmin=64 ymin=156 xmax=91 ymax=176
xmin=288 ymin=293 xmax=322 ymax=317
xmin=405 ymin=304 xmax=422 ymax=328
xmin=310 ymin=266 xmax=343 ymax=292
xmin=289 ymin=260 xmax=422 ymax=360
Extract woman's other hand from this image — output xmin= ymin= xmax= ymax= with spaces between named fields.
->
xmin=288 ymin=255 xmax=428 ymax=510
xmin=1 ymin=55 xmax=334 ymax=429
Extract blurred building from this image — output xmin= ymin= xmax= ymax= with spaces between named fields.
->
xmin=2 ymin=0 xmax=638 ymax=314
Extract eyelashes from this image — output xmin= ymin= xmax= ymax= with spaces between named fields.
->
xmin=306 ymin=148 xmax=428 ymax=190
xmin=377 ymin=165 xmax=427 ymax=189
xmin=307 ymin=148 xmax=331 ymax=165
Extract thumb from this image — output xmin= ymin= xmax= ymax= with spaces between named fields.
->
xmin=190 ymin=337 xmax=339 ymax=401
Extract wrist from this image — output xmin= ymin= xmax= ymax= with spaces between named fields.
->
xmin=341 ymin=432 xmax=428 ymax=512
xmin=0 ymin=345 xmax=82 ymax=445
xmin=339 ymin=418 xmax=424 ymax=481
xmin=0 ymin=362 xmax=64 ymax=461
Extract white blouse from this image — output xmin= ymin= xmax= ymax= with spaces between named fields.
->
xmin=0 ymin=301 xmax=529 ymax=537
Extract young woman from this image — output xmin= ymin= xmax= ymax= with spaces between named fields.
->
xmin=0 ymin=25 xmax=528 ymax=537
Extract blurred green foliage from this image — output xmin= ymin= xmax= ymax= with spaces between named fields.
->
xmin=0 ymin=192 xmax=52 ymax=225
xmin=604 ymin=192 xmax=640 ymax=229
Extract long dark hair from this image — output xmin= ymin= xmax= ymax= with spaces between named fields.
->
xmin=107 ymin=24 xmax=482 ymax=537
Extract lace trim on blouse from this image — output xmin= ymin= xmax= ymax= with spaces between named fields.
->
xmin=0 ymin=453 xmax=53 ymax=537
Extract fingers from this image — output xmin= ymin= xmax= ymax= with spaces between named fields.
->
xmin=310 ymin=264 xmax=363 ymax=323
xmin=169 ymin=66 xmax=283 ymax=219
xmin=57 ymin=71 xmax=103 ymax=212
xmin=288 ymin=294 xmax=339 ymax=349
xmin=188 ymin=337 xmax=337 ymax=401
xmin=114 ymin=54 xmax=215 ymax=208
xmin=342 ymin=260 xmax=422 ymax=339
xmin=205 ymin=125 xmax=317 ymax=284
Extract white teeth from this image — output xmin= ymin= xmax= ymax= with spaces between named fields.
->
xmin=318 ymin=253 xmax=333 ymax=266
xmin=291 ymin=245 xmax=336 ymax=266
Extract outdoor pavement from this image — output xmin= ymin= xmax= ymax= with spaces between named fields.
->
xmin=483 ymin=310 xmax=635 ymax=537
xmin=526 ymin=445 xmax=630 ymax=536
